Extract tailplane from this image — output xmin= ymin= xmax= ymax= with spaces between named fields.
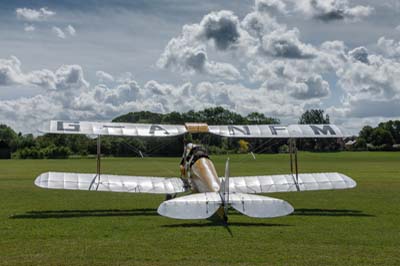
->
xmin=157 ymin=191 xmax=293 ymax=220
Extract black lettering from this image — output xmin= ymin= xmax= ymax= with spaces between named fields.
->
xmin=57 ymin=121 xmax=80 ymax=132
xmin=310 ymin=125 xmax=336 ymax=135
xmin=228 ymin=126 xmax=250 ymax=136
xmin=269 ymin=125 xmax=287 ymax=135
xmin=149 ymin=124 xmax=169 ymax=135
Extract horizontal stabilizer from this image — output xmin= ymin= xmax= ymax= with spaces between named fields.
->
xmin=157 ymin=192 xmax=293 ymax=219
xmin=157 ymin=192 xmax=221 ymax=219
xmin=224 ymin=172 xmax=356 ymax=194
xmin=35 ymin=172 xmax=187 ymax=194
xmin=230 ymin=193 xmax=293 ymax=218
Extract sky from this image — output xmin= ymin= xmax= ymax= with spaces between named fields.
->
xmin=1 ymin=0 xmax=400 ymax=134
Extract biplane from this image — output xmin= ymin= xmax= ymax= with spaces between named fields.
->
xmin=35 ymin=121 xmax=356 ymax=221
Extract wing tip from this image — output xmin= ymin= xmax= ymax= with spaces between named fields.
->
xmin=337 ymin=173 xmax=357 ymax=189
xmin=34 ymin=172 xmax=49 ymax=188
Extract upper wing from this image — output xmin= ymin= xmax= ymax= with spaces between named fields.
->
xmin=35 ymin=172 xmax=188 ymax=194
xmin=41 ymin=120 xmax=187 ymax=137
xmin=41 ymin=121 xmax=346 ymax=139
xmin=224 ymin=172 xmax=356 ymax=194
xmin=208 ymin=124 xmax=347 ymax=138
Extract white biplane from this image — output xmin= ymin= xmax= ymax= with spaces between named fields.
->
xmin=35 ymin=121 xmax=356 ymax=222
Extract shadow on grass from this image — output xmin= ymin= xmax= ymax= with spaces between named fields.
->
xmin=10 ymin=208 xmax=373 ymax=220
xmin=162 ymin=222 xmax=291 ymax=228
xmin=9 ymin=208 xmax=158 ymax=219
xmin=292 ymin=208 xmax=374 ymax=217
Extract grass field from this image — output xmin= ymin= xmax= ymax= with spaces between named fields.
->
xmin=0 ymin=152 xmax=399 ymax=266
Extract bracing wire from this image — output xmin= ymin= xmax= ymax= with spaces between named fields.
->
xmin=120 ymin=138 xmax=178 ymax=176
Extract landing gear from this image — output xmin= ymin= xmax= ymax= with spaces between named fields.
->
xmin=165 ymin=193 xmax=177 ymax=201
xmin=223 ymin=214 xmax=228 ymax=223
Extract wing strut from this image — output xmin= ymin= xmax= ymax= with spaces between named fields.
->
xmin=90 ymin=135 xmax=102 ymax=191
xmin=289 ymin=138 xmax=300 ymax=191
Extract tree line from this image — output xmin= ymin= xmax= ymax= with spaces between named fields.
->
xmin=0 ymin=107 xmax=399 ymax=159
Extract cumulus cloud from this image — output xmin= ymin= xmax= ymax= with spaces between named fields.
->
xmin=290 ymin=75 xmax=330 ymax=99
xmin=330 ymin=47 xmax=400 ymax=118
xmin=377 ymin=37 xmax=400 ymax=58
xmin=293 ymin=0 xmax=373 ymax=22
xmin=157 ymin=18 xmax=241 ymax=80
xmin=0 ymin=56 xmax=88 ymax=91
xmin=16 ymin=7 xmax=55 ymax=21
xmin=255 ymin=0 xmax=287 ymax=14
xmin=241 ymin=9 xmax=281 ymax=38
xmin=198 ymin=11 xmax=241 ymax=50
xmin=52 ymin=26 xmax=66 ymax=39
xmin=0 ymin=56 xmax=25 ymax=86
xmin=96 ymin=71 xmax=114 ymax=83
xmin=158 ymin=5 xmax=320 ymax=80
xmin=348 ymin=46 xmax=369 ymax=64
xmin=260 ymin=28 xmax=317 ymax=58
xmin=0 ymin=56 xmax=311 ymax=133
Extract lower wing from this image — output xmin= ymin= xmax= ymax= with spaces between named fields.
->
xmin=35 ymin=172 xmax=188 ymax=194
xmin=223 ymin=172 xmax=356 ymax=194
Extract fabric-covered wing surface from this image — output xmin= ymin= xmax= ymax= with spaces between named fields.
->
xmin=208 ymin=124 xmax=347 ymax=138
xmin=42 ymin=121 xmax=187 ymax=137
xmin=35 ymin=172 xmax=187 ymax=194
xmin=224 ymin=172 xmax=356 ymax=194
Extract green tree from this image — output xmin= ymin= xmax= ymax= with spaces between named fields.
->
xmin=298 ymin=109 xmax=330 ymax=124
xmin=359 ymin=126 xmax=374 ymax=144
xmin=0 ymin=124 xmax=19 ymax=158
xmin=370 ymin=128 xmax=394 ymax=147
xmin=298 ymin=110 xmax=337 ymax=151
xmin=246 ymin=112 xmax=280 ymax=124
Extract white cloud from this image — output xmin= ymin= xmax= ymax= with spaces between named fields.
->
xmin=260 ymin=28 xmax=317 ymax=58
xmin=292 ymin=0 xmax=373 ymax=22
xmin=24 ymin=24 xmax=35 ymax=32
xmin=0 ymin=56 xmax=308 ymax=133
xmin=52 ymin=26 xmax=66 ymax=39
xmin=0 ymin=56 xmax=25 ymax=85
xmin=255 ymin=0 xmax=287 ymax=14
xmin=65 ymin=25 xmax=76 ymax=36
xmin=331 ymin=47 xmax=400 ymax=119
xmin=377 ymin=37 xmax=400 ymax=58
xmin=16 ymin=7 xmax=55 ymax=22
xmin=348 ymin=46 xmax=369 ymax=64
xmin=198 ymin=11 xmax=241 ymax=50
xmin=96 ymin=71 xmax=114 ymax=83
xmin=0 ymin=56 xmax=88 ymax=91
xmin=157 ymin=15 xmax=241 ymax=80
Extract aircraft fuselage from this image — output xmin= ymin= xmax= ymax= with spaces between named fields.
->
xmin=189 ymin=157 xmax=221 ymax=193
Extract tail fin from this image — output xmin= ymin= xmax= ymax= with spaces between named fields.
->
xmin=222 ymin=158 xmax=230 ymax=216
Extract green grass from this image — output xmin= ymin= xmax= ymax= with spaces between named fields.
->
xmin=0 ymin=152 xmax=399 ymax=266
